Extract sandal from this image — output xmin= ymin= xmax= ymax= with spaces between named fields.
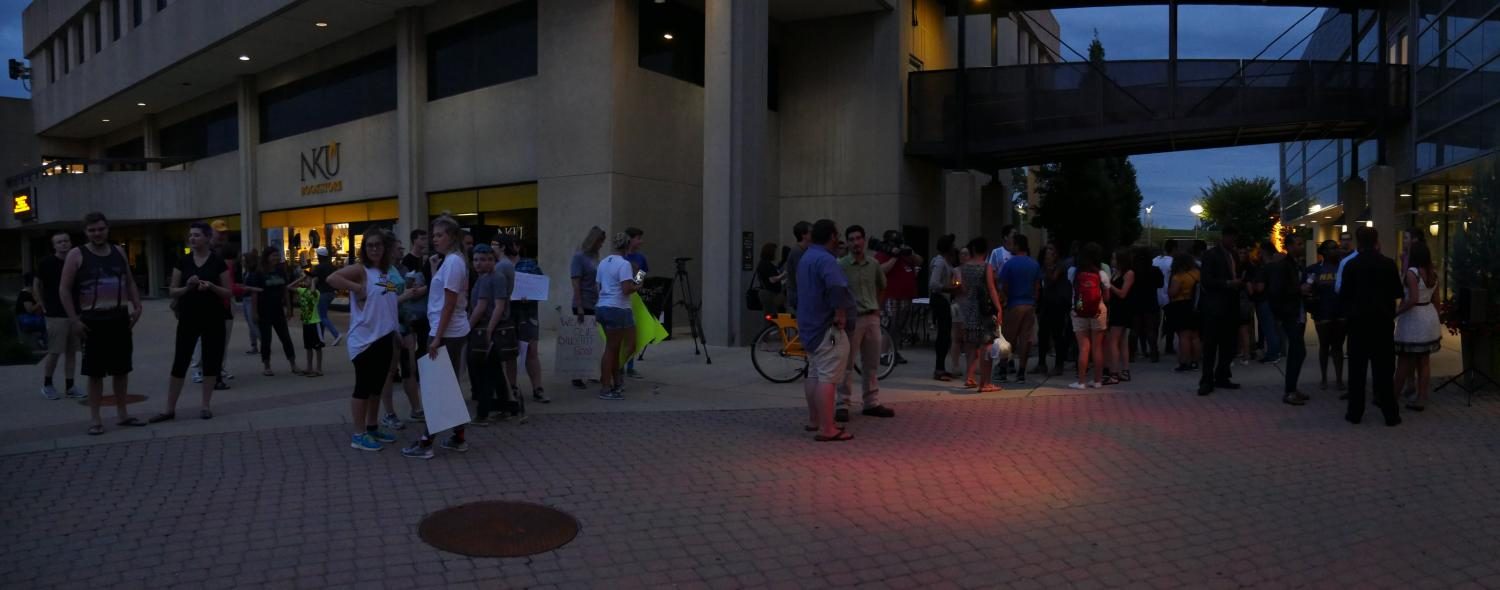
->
xmin=1101 ymin=376 xmax=1120 ymax=386
xmin=116 ymin=417 xmax=147 ymax=427
xmin=1119 ymin=370 xmax=1132 ymax=382
xmin=814 ymin=430 xmax=854 ymax=442
xmin=805 ymin=425 xmax=847 ymax=432
xmin=963 ymin=379 xmax=978 ymax=388
xmin=977 ymin=384 xmax=1002 ymax=393
xmin=934 ymin=372 xmax=952 ymax=382
xmin=147 ymin=413 xmax=175 ymax=424
xmin=87 ymin=424 xmax=105 ymax=436
xmin=200 ymin=409 xmax=214 ymax=420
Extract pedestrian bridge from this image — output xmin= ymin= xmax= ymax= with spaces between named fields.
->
xmin=907 ymin=59 xmax=1406 ymax=168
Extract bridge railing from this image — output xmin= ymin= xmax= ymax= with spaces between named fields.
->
xmin=908 ymin=59 xmax=1406 ymax=162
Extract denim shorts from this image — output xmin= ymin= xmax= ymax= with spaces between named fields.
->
xmin=596 ymin=306 xmax=634 ymax=330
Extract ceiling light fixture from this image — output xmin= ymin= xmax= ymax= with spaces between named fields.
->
xmin=238 ymin=55 xmax=251 ymax=61
xmin=136 ymin=102 xmax=146 ymax=106
xmin=101 ymin=119 xmax=110 ymax=122
xmin=663 ymin=33 xmax=674 ymax=40
xmin=315 ymin=22 xmax=329 ymax=28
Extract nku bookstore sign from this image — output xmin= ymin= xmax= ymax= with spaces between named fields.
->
xmin=300 ymin=142 xmax=343 ymax=196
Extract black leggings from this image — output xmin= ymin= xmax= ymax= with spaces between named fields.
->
xmin=1315 ymin=320 xmax=1346 ymax=380
xmin=352 ymin=333 xmax=395 ymax=400
xmin=258 ymin=315 xmax=296 ymax=365
xmin=1133 ymin=307 xmax=1160 ymax=359
xmin=171 ymin=315 xmax=225 ymax=379
xmin=931 ymin=294 xmax=952 ymax=373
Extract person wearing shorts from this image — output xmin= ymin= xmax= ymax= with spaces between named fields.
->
xmin=327 ymin=227 xmax=402 ymax=451
xmin=296 ymin=283 xmax=325 ymax=376
xmin=506 ymin=240 xmax=549 ymax=404
xmin=404 ymin=215 xmax=472 ymax=459
xmin=795 ymin=219 xmax=854 ymax=442
xmin=36 ymin=231 xmax=83 ymax=400
xmin=594 ymin=233 xmax=639 ymax=401
xmin=59 ymin=212 xmax=146 ymax=436
xmin=1068 ymin=243 xmax=1111 ymax=390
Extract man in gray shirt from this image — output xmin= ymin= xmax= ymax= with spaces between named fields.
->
xmin=783 ymin=221 xmax=811 ymax=314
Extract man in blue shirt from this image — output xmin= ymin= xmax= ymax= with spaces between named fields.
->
xmin=796 ymin=219 xmax=854 ymax=442
xmin=996 ymin=235 xmax=1042 ymax=383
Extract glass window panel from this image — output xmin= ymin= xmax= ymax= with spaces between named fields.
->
xmin=638 ymin=0 xmax=705 ymax=86
xmin=427 ymin=1 xmax=538 ymax=101
xmin=259 ymin=50 xmax=396 ymax=143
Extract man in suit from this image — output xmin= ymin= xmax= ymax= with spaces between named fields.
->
xmin=1339 ymin=227 xmax=1405 ymax=426
xmin=1198 ymin=226 xmax=1245 ymax=396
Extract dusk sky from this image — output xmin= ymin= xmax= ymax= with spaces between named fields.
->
xmin=0 ymin=2 xmax=1327 ymax=230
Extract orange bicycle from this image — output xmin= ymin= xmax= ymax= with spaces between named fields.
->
xmin=751 ymin=313 xmax=895 ymax=383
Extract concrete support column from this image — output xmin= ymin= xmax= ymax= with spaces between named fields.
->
xmin=1368 ymin=165 xmax=1396 ymax=237
xmin=237 ymin=75 xmax=261 ymax=251
xmin=943 ymin=170 xmax=982 ymax=243
xmin=702 ymin=0 xmax=769 ymax=346
xmin=52 ymin=37 xmax=65 ymax=80
xmin=144 ymin=230 xmax=163 ymax=298
xmin=66 ymin=23 xmax=79 ymax=67
xmin=19 ymin=235 xmax=32 ymax=276
xmin=82 ymin=10 xmax=97 ymax=58
xmin=142 ymin=114 xmax=160 ymax=171
xmin=395 ymin=8 xmax=427 ymax=240
xmin=100 ymin=0 xmax=114 ymax=46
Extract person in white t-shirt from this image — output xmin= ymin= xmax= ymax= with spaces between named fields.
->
xmin=403 ymin=214 xmax=472 ymax=459
xmin=594 ymin=232 xmax=640 ymax=400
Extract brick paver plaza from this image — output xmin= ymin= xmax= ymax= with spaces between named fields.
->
xmin=6 ymin=363 xmax=1500 ymax=589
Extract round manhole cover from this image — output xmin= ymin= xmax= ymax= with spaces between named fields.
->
xmin=75 ymin=394 xmax=148 ymax=406
xmin=418 ymin=501 xmax=579 ymax=557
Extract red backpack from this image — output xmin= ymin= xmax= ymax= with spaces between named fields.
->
xmin=1073 ymin=270 xmax=1104 ymax=318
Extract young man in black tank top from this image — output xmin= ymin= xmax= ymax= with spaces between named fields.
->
xmin=58 ymin=212 xmax=146 ymax=436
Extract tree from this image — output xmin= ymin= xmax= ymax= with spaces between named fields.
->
xmin=1199 ymin=176 xmax=1278 ymax=245
xmin=1030 ymin=34 xmax=1146 ymax=250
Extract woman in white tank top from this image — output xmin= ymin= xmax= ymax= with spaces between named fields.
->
xmin=326 ymin=228 xmax=402 ymax=452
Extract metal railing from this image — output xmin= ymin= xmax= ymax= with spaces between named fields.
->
xmin=908 ymin=59 xmax=1407 ymax=167
xmin=5 ymin=156 xmax=194 ymax=189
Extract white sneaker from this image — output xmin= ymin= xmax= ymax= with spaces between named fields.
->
xmin=41 ymin=385 xmax=60 ymax=400
xmin=331 ymin=334 xmax=345 ymax=347
xmin=191 ymin=371 xmax=204 ymax=384
xmin=1068 ymin=382 xmax=1087 ymax=390
xmin=64 ymin=386 xmax=85 ymax=399
xmin=1086 ymin=381 xmax=1101 ymax=389
xmin=221 ymin=370 xmax=234 ymax=381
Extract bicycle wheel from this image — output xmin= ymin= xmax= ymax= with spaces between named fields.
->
xmin=751 ymin=324 xmax=808 ymax=383
xmin=875 ymin=327 xmax=897 ymax=380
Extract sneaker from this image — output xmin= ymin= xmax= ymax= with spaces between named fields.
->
xmin=401 ymin=443 xmax=434 ymax=460
xmin=468 ymin=417 xmax=492 ymax=427
xmin=191 ymin=371 xmax=204 ymax=384
xmin=1068 ymin=382 xmax=1088 ymax=390
xmin=1014 ymin=372 xmax=1027 ymax=384
xmin=41 ymin=385 xmax=60 ymax=400
xmin=350 ymin=433 xmax=382 ymax=452
xmin=64 ymin=386 xmax=85 ymax=399
xmin=245 ymin=348 xmax=258 ymax=355
xmin=598 ymin=389 xmax=624 ymax=401
xmin=409 ymin=409 xmax=426 ymax=422
xmin=331 ymin=333 xmax=345 ymax=347
xmin=440 ymin=437 xmax=468 ymax=453
xmin=213 ymin=380 xmax=231 ymax=391
xmin=1173 ymin=364 xmax=1193 ymax=373
xmin=221 ymin=370 xmax=234 ymax=381
xmin=380 ymin=413 xmax=405 ymax=431
xmin=532 ymin=389 xmax=551 ymax=403
xmin=369 ymin=430 xmax=398 ymax=444
xmin=626 ymin=368 xmax=645 ymax=379
xmin=1086 ymin=381 xmax=1101 ymax=389
xmin=572 ymin=379 xmax=587 ymax=390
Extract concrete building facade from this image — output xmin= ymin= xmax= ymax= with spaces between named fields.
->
xmin=4 ymin=0 xmax=1057 ymax=344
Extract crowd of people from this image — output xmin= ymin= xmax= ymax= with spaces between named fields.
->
xmin=31 ymin=211 xmax=657 ymax=458
xmin=22 ymin=208 xmax=1446 ymax=445
xmin=786 ymin=218 xmax=1443 ymax=440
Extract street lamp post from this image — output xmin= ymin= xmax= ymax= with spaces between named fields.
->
xmin=1190 ymin=204 xmax=1204 ymax=239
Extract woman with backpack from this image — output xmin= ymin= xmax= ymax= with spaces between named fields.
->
xmin=1068 ymin=243 xmax=1110 ymax=390
xmin=957 ymin=238 xmax=1000 ymax=393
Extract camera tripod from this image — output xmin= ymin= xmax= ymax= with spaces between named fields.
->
xmin=673 ymin=258 xmax=712 ymax=364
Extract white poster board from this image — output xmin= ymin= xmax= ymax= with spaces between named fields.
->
xmin=554 ymin=314 xmax=599 ymax=379
xmin=511 ymin=273 xmax=550 ymax=301
xmin=417 ymin=348 xmax=471 ymax=434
